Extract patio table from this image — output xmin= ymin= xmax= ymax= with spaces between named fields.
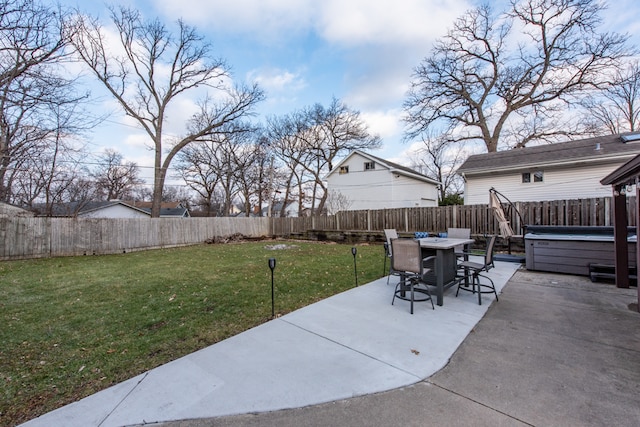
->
xmin=418 ymin=237 xmax=474 ymax=306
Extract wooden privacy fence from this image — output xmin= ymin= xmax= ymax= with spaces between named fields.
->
xmin=1 ymin=217 xmax=270 ymax=260
xmin=0 ymin=197 xmax=635 ymax=260
xmin=272 ymin=197 xmax=635 ymax=236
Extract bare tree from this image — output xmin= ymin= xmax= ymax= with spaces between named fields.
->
xmin=404 ymin=0 xmax=630 ymax=152
xmin=266 ymin=112 xmax=314 ymax=217
xmin=175 ymin=142 xmax=220 ymax=216
xmin=581 ymin=61 xmax=640 ymax=134
xmin=231 ymin=131 xmax=269 ymax=217
xmin=0 ymin=0 xmax=90 ymax=204
xmin=268 ymin=98 xmax=381 ymax=216
xmin=71 ymin=6 xmax=263 ymax=217
xmin=325 ymin=190 xmax=353 ymax=215
xmin=410 ymin=132 xmax=465 ymax=203
xmin=175 ymin=123 xmax=263 ymax=217
xmin=90 ymin=149 xmax=143 ymax=200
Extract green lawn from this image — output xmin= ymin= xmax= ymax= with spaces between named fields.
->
xmin=0 ymin=240 xmax=384 ymax=426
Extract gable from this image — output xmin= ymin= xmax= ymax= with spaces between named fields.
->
xmin=327 ymin=150 xmax=440 ymax=185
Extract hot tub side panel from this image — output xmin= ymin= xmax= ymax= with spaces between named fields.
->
xmin=525 ymin=238 xmax=636 ymax=276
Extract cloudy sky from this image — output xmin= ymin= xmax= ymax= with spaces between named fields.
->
xmin=55 ymin=0 xmax=640 ymax=186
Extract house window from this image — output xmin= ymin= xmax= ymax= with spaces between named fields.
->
xmin=339 ymin=166 xmax=349 ymax=174
xmin=364 ymin=161 xmax=375 ymax=170
xmin=522 ymin=171 xmax=543 ymax=183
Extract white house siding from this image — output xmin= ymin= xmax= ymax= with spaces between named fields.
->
xmin=79 ymin=204 xmax=149 ymax=218
xmin=327 ymin=152 xmax=438 ymax=211
xmin=390 ymin=174 xmax=439 ymax=208
xmin=464 ymin=162 xmax=623 ymax=205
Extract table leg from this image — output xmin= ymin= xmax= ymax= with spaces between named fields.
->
xmin=436 ymin=249 xmax=444 ymax=306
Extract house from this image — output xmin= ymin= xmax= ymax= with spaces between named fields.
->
xmin=123 ymin=201 xmax=191 ymax=218
xmin=326 ymin=150 xmax=440 ymax=213
xmin=0 ymin=202 xmax=34 ymax=217
xmin=33 ymin=200 xmax=190 ymax=218
xmin=457 ymin=132 xmax=640 ymax=205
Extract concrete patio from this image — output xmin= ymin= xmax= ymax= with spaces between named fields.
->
xmin=20 ymin=260 xmax=640 ymax=426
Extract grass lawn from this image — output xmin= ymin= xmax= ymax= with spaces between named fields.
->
xmin=0 ymin=240 xmax=384 ymax=426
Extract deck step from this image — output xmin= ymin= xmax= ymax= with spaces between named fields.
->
xmin=588 ymin=263 xmax=637 ymax=284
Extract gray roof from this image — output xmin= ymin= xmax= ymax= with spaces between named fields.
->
xmin=457 ymin=132 xmax=640 ymax=176
xmin=33 ymin=201 xmax=190 ymax=217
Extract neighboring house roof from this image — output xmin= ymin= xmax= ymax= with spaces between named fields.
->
xmin=34 ymin=201 xmax=190 ymax=217
xmin=33 ymin=201 xmax=149 ymax=217
xmin=0 ymin=202 xmax=34 ymax=217
xmin=457 ymin=132 xmax=640 ymax=176
xmin=327 ymin=150 xmax=441 ymax=185
xmin=122 ymin=201 xmax=191 ymax=217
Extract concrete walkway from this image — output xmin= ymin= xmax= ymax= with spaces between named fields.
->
xmin=21 ymin=260 xmax=520 ymax=427
xmin=161 ymin=269 xmax=640 ymax=427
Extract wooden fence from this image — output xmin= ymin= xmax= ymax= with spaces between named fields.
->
xmin=1 ymin=217 xmax=270 ymax=260
xmin=1 ymin=197 xmax=635 ymax=260
xmin=272 ymin=197 xmax=633 ymax=237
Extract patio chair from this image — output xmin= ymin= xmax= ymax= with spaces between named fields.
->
xmin=390 ymin=238 xmax=436 ymax=313
xmin=447 ymin=227 xmax=471 ymax=259
xmin=456 ymin=235 xmax=498 ymax=305
xmin=384 ymin=229 xmax=400 ymax=285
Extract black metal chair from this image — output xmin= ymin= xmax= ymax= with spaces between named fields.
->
xmin=390 ymin=238 xmax=436 ymax=313
xmin=456 ymin=235 xmax=498 ymax=305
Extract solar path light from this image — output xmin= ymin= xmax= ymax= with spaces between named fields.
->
xmin=352 ymin=247 xmax=358 ymax=287
xmin=268 ymin=258 xmax=276 ymax=318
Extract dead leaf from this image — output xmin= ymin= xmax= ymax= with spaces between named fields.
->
xmin=411 ymin=349 xmax=420 ymax=355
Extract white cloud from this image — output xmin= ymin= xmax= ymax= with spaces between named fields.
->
xmin=153 ymin=0 xmax=315 ymax=41
xmin=153 ymin=0 xmax=471 ymax=47
xmin=317 ymin=0 xmax=471 ymax=46
xmin=247 ymin=67 xmax=306 ymax=94
xmin=360 ymin=109 xmax=402 ymax=140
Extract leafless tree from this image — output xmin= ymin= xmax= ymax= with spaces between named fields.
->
xmin=0 ymin=0 xmax=90 ymax=204
xmin=175 ymin=142 xmax=220 ymax=216
xmin=404 ymin=0 xmax=630 ymax=152
xmin=581 ymin=61 xmax=640 ymax=134
xmin=325 ymin=190 xmax=353 ymax=215
xmin=268 ymin=98 xmax=381 ymax=216
xmin=175 ymin=123 xmax=264 ymax=216
xmin=231 ymin=131 xmax=269 ymax=217
xmin=70 ymin=6 xmax=263 ymax=217
xmin=266 ymin=112 xmax=314 ymax=217
xmin=90 ymin=149 xmax=143 ymax=201
xmin=410 ymin=132 xmax=466 ymax=203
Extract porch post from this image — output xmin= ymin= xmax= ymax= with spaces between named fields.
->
xmin=612 ymin=184 xmax=630 ymax=288
xmin=636 ymin=179 xmax=640 ymax=311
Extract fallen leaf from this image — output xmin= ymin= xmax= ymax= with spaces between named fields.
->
xmin=411 ymin=349 xmax=420 ymax=355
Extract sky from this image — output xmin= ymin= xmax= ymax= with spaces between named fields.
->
xmin=52 ymin=0 xmax=640 ymax=188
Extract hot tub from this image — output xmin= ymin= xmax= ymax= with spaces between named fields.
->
xmin=525 ymin=226 xmax=636 ymax=276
